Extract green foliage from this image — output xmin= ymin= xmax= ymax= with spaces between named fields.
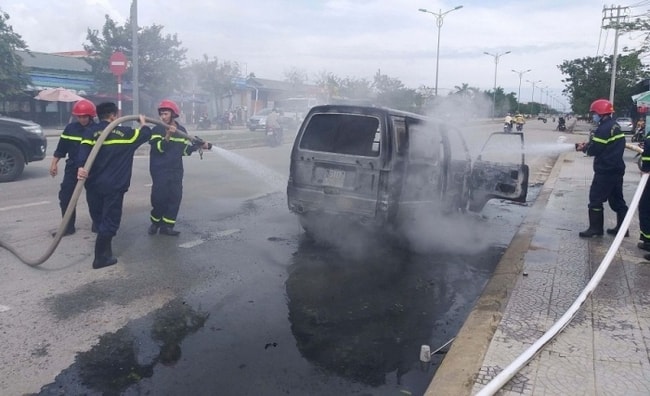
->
xmin=83 ymin=15 xmax=186 ymax=103
xmin=558 ymin=53 xmax=647 ymax=115
xmin=185 ymin=55 xmax=240 ymax=113
xmin=0 ymin=9 xmax=30 ymax=100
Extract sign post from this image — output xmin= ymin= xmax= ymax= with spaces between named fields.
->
xmin=109 ymin=51 xmax=128 ymax=116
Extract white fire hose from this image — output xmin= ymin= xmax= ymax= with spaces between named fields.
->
xmin=0 ymin=115 xmax=189 ymax=267
xmin=477 ymin=143 xmax=647 ymax=395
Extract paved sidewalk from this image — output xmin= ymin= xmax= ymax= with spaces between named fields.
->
xmin=428 ymin=147 xmax=650 ymax=395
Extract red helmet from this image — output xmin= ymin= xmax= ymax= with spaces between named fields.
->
xmin=71 ymin=99 xmax=96 ymax=117
xmin=589 ymin=99 xmax=614 ymax=115
xmin=158 ymin=99 xmax=180 ymax=118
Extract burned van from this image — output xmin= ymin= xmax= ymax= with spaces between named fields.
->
xmin=286 ymin=105 xmax=528 ymax=237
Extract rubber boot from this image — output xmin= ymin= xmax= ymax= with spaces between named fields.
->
xmin=92 ymin=235 xmax=118 ymax=269
xmin=159 ymin=225 xmax=180 ymax=236
xmin=64 ymin=210 xmax=76 ymax=236
xmin=148 ymin=223 xmax=160 ymax=235
xmin=606 ymin=210 xmax=629 ymax=237
xmin=579 ymin=209 xmax=604 ymax=238
xmin=52 ymin=211 xmax=76 ymax=237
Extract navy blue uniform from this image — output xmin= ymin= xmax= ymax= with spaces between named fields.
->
xmin=582 ymin=116 xmax=627 ymax=213
xmin=78 ymin=120 xmax=152 ymax=237
xmin=148 ymin=123 xmax=200 ymax=228
xmin=639 ymin=132 xmax=650 ymax=243
xmin=53 ymin=121 xmax=93 ymax=230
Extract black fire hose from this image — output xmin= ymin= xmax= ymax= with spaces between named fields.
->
xmin=0 ymin=115 xmax=197 ymax=268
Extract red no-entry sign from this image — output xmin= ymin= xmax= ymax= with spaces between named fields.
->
xmin=109 ymin=51 xmax=128 ymax=76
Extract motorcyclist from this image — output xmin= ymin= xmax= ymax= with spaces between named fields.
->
xmin=558 ymin=116 xmax=566 ymax=131
xmin=504 ymin=113 xmax=513 ymax=132
xmin=265 ymin=108 xmax=283 ymax=145
xmin=514 ymin=113 xmax=525 ymax=131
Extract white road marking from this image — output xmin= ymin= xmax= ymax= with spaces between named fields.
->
xmin=0 ymin=201 xmax=50 ymax=212
xmin=179 ymin=240 xmax=204 ymax=248
xmin=179 ymin=229 xmax=241 ymax=249
xmin=0 ymin=305 xmax=11 ymax=313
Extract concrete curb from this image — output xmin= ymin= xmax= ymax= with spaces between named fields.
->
xmin=424 ymin=150 xmax=568 ymax=396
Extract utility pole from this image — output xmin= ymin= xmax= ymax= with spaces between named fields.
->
xmin=131 ymin=0 xmax=139 ymax=116
xmin=602 ymin=5 xmax=628 ymax=103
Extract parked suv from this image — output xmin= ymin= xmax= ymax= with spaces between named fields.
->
xmin=0 ymin=116 xmax=47 ymax=182
xmin=287 ymin=104 xmax=529 ymax=241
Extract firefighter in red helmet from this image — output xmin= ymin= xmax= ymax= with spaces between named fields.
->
xmin=575 ymin=98 xmax=628 ymax=238
xmin=147 ymin=99 xmax=211 ymax=236
xmin=49 ymin=99 xmax=97 ymax=236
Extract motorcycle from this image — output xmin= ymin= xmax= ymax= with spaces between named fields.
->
xmin=197 ymin=115 xmax=211 ymax=130
xmin=266 ymin=126 xmax=283 ymax=147
xmin=558 ymin=118 xmax=566 ymax=132
xmin=515 ymin=123 xmax=523 ymax=132
xmin=503 ymin=122 xmax=513 ymax=133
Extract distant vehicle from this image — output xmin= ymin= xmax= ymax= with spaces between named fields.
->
xmin=615 ymin=117 xmax=634 ymax=134
xmin=0 ymin=116 xmax=47 ymax=182
xmin=287 ymin=104 xmax=529 ymax=241
xmin=247 ymin=108 xmax=274 ymax=131
xmin=537 ymin=115 xmax=547 ymax=123
xmin=275 ymin=97 xmax=320 ymax=128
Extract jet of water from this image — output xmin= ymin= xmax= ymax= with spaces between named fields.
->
xmin=209 ymin=146 xmax=287 ymax=192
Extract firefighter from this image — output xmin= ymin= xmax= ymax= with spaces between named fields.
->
xmin=77 ymin=102 xmax=152 ymax=269
xmin=49 ymin=99 xmax=97 ymax=236
xmin=148 ymin=99 xmax=212 ymax=236
xmin=637 ymin=130 xmax=650 ymax=254
xmin=574 ymin=98 xmax=628 ymax=238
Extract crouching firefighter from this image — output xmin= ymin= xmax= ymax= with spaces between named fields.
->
xmin=148 ymin=99 xmax=212 ymax=236
xmin=574 ymin=98 xmax=628 ymax=238
xmin=77 ymin=103 xmax=153 ymax=269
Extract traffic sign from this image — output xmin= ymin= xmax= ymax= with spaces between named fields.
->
xmin=109 ymin=51 xmax=128 ymax=76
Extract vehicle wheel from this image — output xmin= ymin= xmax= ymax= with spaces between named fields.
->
xmin=0 ymin=143 xmax=25 ymax=182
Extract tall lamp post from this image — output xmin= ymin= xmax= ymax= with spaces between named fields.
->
xmin=511 ymin=68 xmax=531 ymax=113
xmin=526 ymin=79 xmax=542 ymax=114
xmin=484 ymin=50 xmax=511 ymax=118
xmin=419 ymin=5 xmax=463 ymax=96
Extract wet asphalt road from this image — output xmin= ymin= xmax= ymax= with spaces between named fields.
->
xmin=0 ymin=120 xmax=567 ymax=395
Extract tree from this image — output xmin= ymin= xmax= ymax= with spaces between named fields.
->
xmin=372 ymin=70 xmax=422 ymax=112
xmin=558 ymin=53 xmax=647 ymax=115
xmin=284 ymin=67 xmax=308 ymax=88
xmin=0 ymin=9 xmax=30 ymax=101
xmin=185 ymin=55 xmax=240 ymax=116
xmin=83 ymin=15 xmax=186 ymax=107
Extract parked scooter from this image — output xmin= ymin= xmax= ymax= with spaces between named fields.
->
xmin=266 ymin=126 xmax=283 ymax=147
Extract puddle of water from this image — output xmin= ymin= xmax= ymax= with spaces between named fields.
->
xmin=210 ymin=146 xmax=286 ymax=192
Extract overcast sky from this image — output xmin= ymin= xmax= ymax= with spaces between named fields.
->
xmin=3 ymin=0 xmax=648 ymax=110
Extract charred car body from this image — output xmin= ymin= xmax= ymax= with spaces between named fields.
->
xmin=286 ymin=105 xmax=529 ymax=240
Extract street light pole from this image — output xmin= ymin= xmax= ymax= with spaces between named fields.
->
xmin=484 ymin=50 xmax=511 ymax=118
xmin=511 ymin=68 xmax=531 ymax=113
xmin=526 ymin=79 xmax=542 ymax=115
xmin=419 ymin=5 xmax=463 ymax=96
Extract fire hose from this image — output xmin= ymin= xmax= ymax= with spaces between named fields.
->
xmin=477 ymin=143 xmax=647 ymax=395
xmin=0 ymin=115 xmax=203 ymax=268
